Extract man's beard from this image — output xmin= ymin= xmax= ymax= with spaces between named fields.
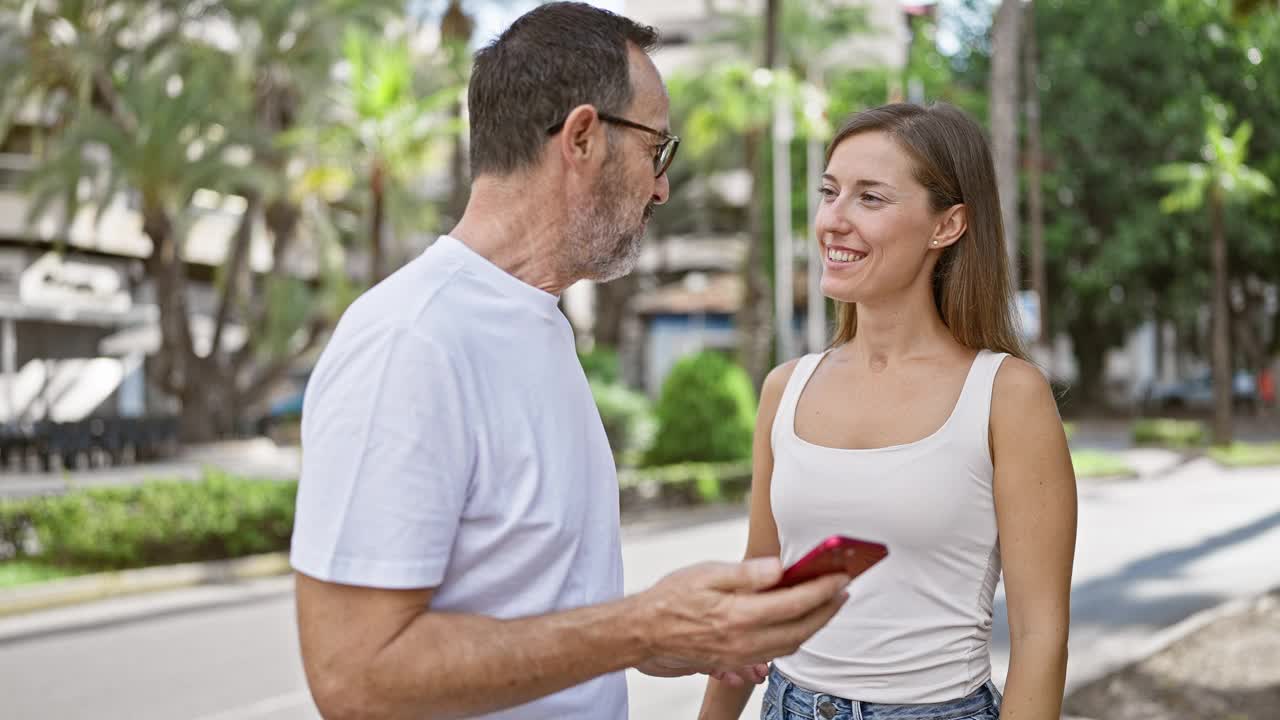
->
xmin=566 ymin=164 xmax=652 ymax=283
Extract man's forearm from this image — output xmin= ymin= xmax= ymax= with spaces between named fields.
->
xmin=357 ymin=596 xmax=651 ymax=720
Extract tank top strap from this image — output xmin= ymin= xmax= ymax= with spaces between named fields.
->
xmin=770 ymin=351 xmax=828 ymax=453
xmin=947 ymin=349 xmax=1010 ymax=453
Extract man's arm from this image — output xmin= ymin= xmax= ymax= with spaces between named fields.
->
xmin=297 ymin=558 xmax=848 ymax=720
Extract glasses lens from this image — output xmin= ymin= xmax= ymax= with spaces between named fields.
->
xmin=655 ymin=137 xmax=679 ymax=177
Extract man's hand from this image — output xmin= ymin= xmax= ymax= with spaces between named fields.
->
xmin=631 ymin=557 xmax=849 ymax=670
xmin=636 ymin=656 xmax=770 ymax=686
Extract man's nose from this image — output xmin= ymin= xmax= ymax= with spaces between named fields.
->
xmin=652 ymin=172 xmax=670 ymax=206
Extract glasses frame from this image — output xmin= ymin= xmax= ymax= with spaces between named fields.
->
xmin=547 ymin=112 xmax=680 ymax=178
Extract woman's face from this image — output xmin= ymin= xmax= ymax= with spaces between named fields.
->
xmin=815 ymin=130 xmax=960 ymax=306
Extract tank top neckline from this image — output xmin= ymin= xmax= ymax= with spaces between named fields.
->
xmin=787 ymin=348 xmax=991 ymax=454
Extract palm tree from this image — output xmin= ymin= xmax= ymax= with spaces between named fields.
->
xmin=23 ymin=52 xmax=266 ymax=440
xmin=2 ymin=0 xmax=402 ymax=440
xmin=291 ymin=28 xmax=461 ymax=285
xmin=1156 ymin=107 xmax=1274 ymax=445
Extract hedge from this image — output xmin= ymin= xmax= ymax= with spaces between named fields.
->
xmin=0 ymin=470 xmax=297 ymax=571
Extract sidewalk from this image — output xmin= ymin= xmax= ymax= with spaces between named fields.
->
xmin=1065 ymin=588 xmax=1280 ymax=718
xmin=0 ymin=437 xmax=301 ymax=498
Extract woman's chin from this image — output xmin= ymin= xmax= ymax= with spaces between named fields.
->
xmin=821 ymin=279 xmax=864 ymax=305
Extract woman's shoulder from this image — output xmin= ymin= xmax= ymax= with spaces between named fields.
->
xmin=991 ymin=354 xmax=1050 ymax=391
xmin=760 ymin=351 xmax=832 ymax=412
xmin=761 ymin=357 xmax=806 ymax=408
xmin=990 ymin=355 xmax=1059 ymax=423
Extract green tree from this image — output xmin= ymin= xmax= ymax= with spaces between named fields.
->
xmin=290 ymin=28 xmax=461 ymax=285
xmin=1032 ymin=0 xmax=1280 ymax=409
xmin=0 ymin=0 xmax=403 ymax=440
xmin=1156 ymin=104 xmax=1273 ymax=444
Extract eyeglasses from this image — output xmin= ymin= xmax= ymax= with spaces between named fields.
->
xmin=547 ymin=112 xmax=680 ymax=178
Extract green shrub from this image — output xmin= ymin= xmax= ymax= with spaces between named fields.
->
xmin=619 ymin=461 xmax=753 ymax=504
xmin=1071 ymin=450 xmax=1136 ymax=479
xmin=0 ymin=470 xmax=297 ymax=570
xmin=579 ymin=347 xmax=621 ymax=385
xmin=1132 ymin=418 xmax=1207 ymax=448
xmin=618 ymin=460 xmax=753 ymax=488
xmin=0 ymin=502 xmax=34 ymax=560
xmin=1208 ymin=442 xmax=1280 ymax=468
xmin=645 ymin=351 xmax=756 ymax=466
xmin=590 ymin=379 xmax=655 ymax=461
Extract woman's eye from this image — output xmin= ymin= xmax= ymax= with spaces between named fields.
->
xmin=861 ymin=193 xmax=885 ymax=204
xmin=819 ymin=186 xmax=838 ymax=200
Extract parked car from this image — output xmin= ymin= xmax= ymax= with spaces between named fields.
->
xmin=253 ymin=370 xmax=309 ymax=438
xmin=1143 ymin=370 xmax=1258 ymax=413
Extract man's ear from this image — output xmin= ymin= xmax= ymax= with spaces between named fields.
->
xmin=556 ymin=104 xmax=606 ymax=171
xmin=931 ymin=204 xmax=967 ymax=249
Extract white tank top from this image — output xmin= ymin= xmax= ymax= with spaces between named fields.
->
xmin=769 ymin=349 xmax=1008 ymax=704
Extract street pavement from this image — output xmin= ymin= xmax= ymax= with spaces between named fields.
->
xmin=1 ymin=456 xmax=1278 ymax=719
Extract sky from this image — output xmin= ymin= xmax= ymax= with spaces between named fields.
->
xmin=409 ymin=0 xmax=992 ymax=55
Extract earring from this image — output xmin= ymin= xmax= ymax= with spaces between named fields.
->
xmin=931 ymin=240 xmax=939 ymax=246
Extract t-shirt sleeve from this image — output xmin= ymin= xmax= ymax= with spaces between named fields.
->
xmin=289 ymin=324 xmax=474 ymax=589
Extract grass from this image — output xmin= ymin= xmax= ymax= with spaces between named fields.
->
xmin=1072 ymin=449 xmax=1137 ymax=479
xmin=0 ymin=560 xmax=90 ymax=589
xmin=1132 ymin=418 xmax=1207 ymax=448
xmin=1208 ymin=442 xmax=1280 ymax=468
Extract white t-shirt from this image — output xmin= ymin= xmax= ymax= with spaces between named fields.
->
xmin=291 ymin=235 xmax=627 ymax=719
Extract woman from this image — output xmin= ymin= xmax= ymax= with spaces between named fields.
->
xmin=698 ymin=103 xmax=1077 ymax=720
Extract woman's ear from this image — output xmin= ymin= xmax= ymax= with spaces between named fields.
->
xmin=930 ymin=204 xmax=967 ymax=249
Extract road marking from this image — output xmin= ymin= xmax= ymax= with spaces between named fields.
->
xmin=188 ymin=690 xmax=313 ymax=720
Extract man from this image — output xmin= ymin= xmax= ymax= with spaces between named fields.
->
xmin=290 ymin=4 xmax=848 ymax=719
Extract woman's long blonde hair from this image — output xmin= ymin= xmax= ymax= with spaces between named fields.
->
xmin=827 ymin=102 xmax=1028 ymax=362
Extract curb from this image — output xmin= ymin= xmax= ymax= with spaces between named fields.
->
xmin=0 ymin=552 xmax=292 ymax=618
xmin=1064 ymin=588 xmax=1276 ymax=709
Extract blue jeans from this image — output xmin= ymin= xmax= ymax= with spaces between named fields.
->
xmin=761 ymin=667 xmax=1002 ymax=720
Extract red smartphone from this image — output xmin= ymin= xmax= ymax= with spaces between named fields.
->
xmin=768 ymin=535 xmax=889 ymax=590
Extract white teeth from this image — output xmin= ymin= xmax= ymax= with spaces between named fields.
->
xmin=826 ymin=248 xmax=865 ymax=263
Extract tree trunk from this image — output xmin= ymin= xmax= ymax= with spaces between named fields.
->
xmin=369 ymin=160 xmax=385 ymax=285
xmin=989 ymin=0 xmax=1021 ymax=284
xmin=447 ymin=104 xmax=470 ymax=225
xmin=1023 ymin=0 xmax=1047 ymax=353
xmin=141 ymin=209 xmax=236 ymax=442
xmin=1067 ymin=315 xmax=1108 ymax=413
xmin=1234 ymin=279 xmax=1266 ymax=417
xmin=593 ymin=274 xmax=637 ymax=349
xmin=737 ymin=0 xmax=781 ymax=390
xmin=739 ymin=130 xmax=774 ymax=389
xmin=1210 ymin=190 xmax=1233 ymax=444
xmin=179 ymin=362 xmax=236 ymax=442
xmin=442 ymin=0 xmax=473 ymax=225
xmin=142 ymin=211 xmax=191 ymax=381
